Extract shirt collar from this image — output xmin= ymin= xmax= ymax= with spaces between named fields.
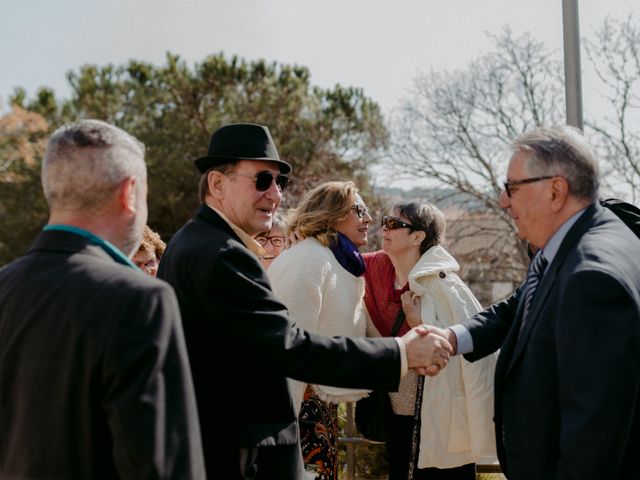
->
xmin=205 ymin=203 xmax=265 ymax=257
xmin=542 ymin=207 xmax=587 ymax=266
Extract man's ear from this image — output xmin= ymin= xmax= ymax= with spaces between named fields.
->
xmin=118 ymin=176 xmax=138 ymax=214
xmin=207 ymin=171 xmax=226 ymax=199
xmin=550 ymin=176 xmax=569 ymax=212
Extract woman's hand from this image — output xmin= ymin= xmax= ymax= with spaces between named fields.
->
xmin=401 ymin=291 xmax=422 ymax=328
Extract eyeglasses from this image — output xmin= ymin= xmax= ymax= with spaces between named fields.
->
xmin=135 ymin=257 xmax=159 ymax=272
xmin=381 ymin=215 xmax=420 ymax=231
xmin=503 ymin=176 xmax=555 ymax=197
xmin=255 ymin=235 xmax=286 ymax=247
xmin=229 ymin=171 xmax=289 ymax=192
xmin=351 ymin=204 xmax=370 ymax=219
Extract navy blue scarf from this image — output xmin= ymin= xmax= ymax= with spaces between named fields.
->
xmin=329 ymin=232 xmax=366 ymax=277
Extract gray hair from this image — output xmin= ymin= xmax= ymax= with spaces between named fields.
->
xmin=394 ymin=201 xmax=446 ymax=254
xmin=271 ymin=209 xmax=288 ymax=232
xmin=512 ymin=125 xmax=599 ymax=202
xmin=42 ymin=119 xmax=146 ymax=211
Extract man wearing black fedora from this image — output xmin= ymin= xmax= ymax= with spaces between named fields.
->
xmin=157 ymin=123 xmax=452 ymax=479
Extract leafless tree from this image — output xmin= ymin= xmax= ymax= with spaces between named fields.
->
xmin=585 ymin=15 xmax=640 ymax=203
xmin=387 ymin=29 xmax=565 ymax=294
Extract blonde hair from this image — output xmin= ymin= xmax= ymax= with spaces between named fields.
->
xmin=287 ymin=181 xmax=358 ymax=247
xmin=137 ymin=225 xmax=166 ymax=259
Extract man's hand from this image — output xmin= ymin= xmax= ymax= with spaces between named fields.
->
xmin=423 ymin=325 xmax=457 ymax=356
xmin=400 ymin=325 xmax=453 ymax=376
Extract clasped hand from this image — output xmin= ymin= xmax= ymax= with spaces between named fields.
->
xmin=399 ymin=290 xmax=456 ymax=376
xmin=400 ymin=326 xmax=453 ymax=377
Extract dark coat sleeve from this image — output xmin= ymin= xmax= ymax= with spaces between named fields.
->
xmin=462 ymin=286 xmax=522 ymax=362
xmin=211 ymin=242 xmax=401 ymax=392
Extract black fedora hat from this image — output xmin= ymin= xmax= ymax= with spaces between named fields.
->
xmin=194 ymin=123 xmax=292 ymax=174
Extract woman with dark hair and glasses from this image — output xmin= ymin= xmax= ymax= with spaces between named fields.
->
xmin=362 ymin=201 xmax=496 ymax=480
xmin=268 ymin=180 xmax=373 ymax=480
xmin=255 ymin=209 xmax=288 ymax=269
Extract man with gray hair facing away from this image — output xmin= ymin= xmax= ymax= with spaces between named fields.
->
xmin=0 ymin=120 xmax=205 ymax=479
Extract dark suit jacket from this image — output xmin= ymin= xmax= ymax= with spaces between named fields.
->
xmin=0 ymin=231 xmax=205 ymax=479
xmin=463 ymin=203 xmax=640 ymax=480
xmin=157 ymin=204 xmax=401 ymax=478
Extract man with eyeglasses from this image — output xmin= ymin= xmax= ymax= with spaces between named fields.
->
xmin=157 ymin=123 xmax=453 ymax=479
xmin=423 ymin=125 xmax=640 ymax=480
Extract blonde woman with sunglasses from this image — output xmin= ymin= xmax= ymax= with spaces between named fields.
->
xmin=268 ymin=180 xmax=373 ymax=480
xmin=363 ymin=201 xmax=497 ymax=480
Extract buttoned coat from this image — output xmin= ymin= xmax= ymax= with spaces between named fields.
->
xmin=463 ymin=203 xmax=640 ymax=479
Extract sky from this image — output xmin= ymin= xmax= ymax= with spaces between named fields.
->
xmin=1 ymin=0 xmax=638 ymax=186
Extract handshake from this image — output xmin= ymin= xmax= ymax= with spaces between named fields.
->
xmin=396 ymin=290 xmax=459 ymax=376
xmin=400 ymin=325 xmax=457 ymax=376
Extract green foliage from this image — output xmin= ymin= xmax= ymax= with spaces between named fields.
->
xmin=58 ymin=53 xmax=387 ymax=240
xmin=0 ymin=53 xmax=387 ymax=262
xmin=0 ymin=160 xmax=48 ymax=265
xmin=337 ymin=403 xmax=389 ymax=479
xmin=0 ymin=107 xmax=49 ymax=266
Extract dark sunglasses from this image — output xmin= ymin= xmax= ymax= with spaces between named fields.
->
xmin=351 ymin=204 xmax=370 ymax=219
xmin=230 ymin=171 xmax=289 ymax=192
xmin=381 ymin=215 xmax=420 ymax=230
xmin=503 ymin=176 xmax=554 ymax=198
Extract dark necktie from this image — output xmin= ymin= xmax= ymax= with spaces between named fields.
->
xmin=521 ymin=252 xmax=548 ymax=328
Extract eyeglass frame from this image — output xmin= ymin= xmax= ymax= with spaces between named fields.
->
xmin=135 ymin=256 xmax=159 ymax=272
xmin=228 ymin=170 xmax=289 ymax=192
xmin=351 ymin=204 xmax=370 ymax=219
xmin=255 ymin=235 xmax=286 ymax=247
xmin=381 ymin=215 xmax=420 ymax=231
xmin=503 ymin=176 xmax=555 ymax=197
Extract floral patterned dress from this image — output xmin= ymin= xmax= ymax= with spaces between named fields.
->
xmin=299 ymin=386 xmax=339 ymax=480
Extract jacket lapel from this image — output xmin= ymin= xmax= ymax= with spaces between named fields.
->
xmin=195 ymin=204 xmax=242 ymax=242
xmin=494 ymin=287 xmax=526 ymax=381
xmin=503 ymin=203 xmax=601 ymax=375
xmin=506 ymin=266 xmax=558 ymax=373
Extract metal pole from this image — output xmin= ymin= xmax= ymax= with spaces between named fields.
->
xmin=562 ymin=0 xmax=584 ymax=130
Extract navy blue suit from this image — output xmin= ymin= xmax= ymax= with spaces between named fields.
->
xmin=463 ymin=203 xmax=640 ymax=479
